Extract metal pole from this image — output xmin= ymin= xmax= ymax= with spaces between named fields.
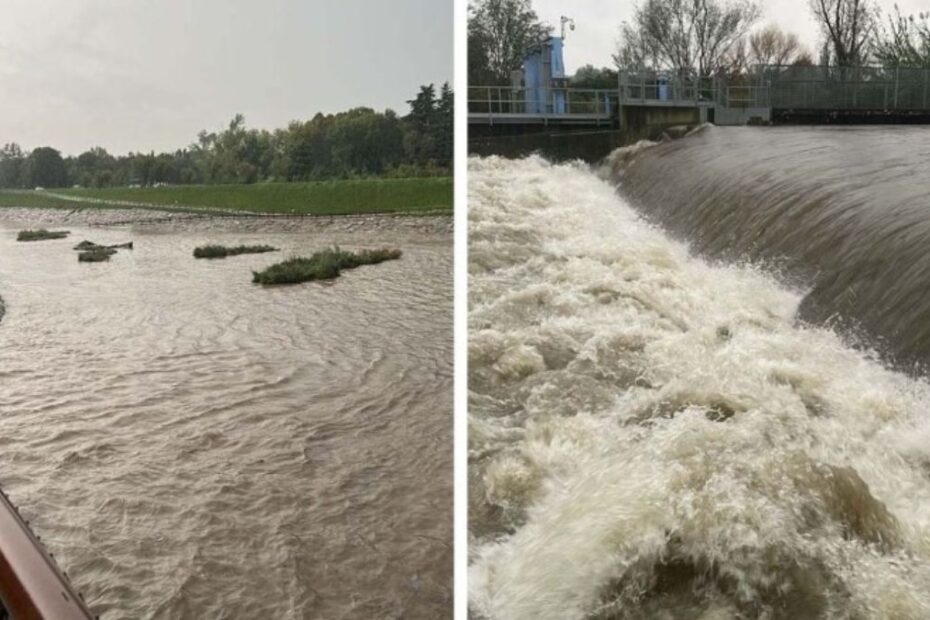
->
xmin=924 ymin=69 xmax=930 ymax=110
xmin=853 ymin=67 xmax=858 ymax=108
xmin=894 ymin=66 xmax=899 ymax=109
xmin=617 ymin=70 xmax=625 ymax=130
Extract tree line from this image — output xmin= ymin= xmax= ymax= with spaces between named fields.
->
xmin=0 ymin=83 xmax=452 ymax=190
xmin=468 ymin=0 xmax=930 ymax=87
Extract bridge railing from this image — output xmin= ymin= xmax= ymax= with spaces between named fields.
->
xmin=618 ymin=71 xmax=774 ymax=108
xmin=758 ymin=64 xmax=930 ymax=110
xmin=618 ymin=71 xmax=719 ymax=104
xmin=716 ymin=83 xmax=772 ymax=108
xmin=468 ymin=86 xmax=617 ymax=118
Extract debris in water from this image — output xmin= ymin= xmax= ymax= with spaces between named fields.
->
xmin=17 ymin=229 xmax=70 ymax=242
xmin=252 ymin=247 xmax=401 ymax=284
xmin=193 ymin=244 xmax=277 ymax=259
xmin=78 ymin=248 xmax=117 ymax=262
xmin=73 ymin=240 xmax=133 ymax=251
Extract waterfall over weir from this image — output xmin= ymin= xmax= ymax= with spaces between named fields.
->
xmin=468 ymin=143 xmax=930 ymax=619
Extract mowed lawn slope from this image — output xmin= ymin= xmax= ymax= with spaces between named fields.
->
xmin=0 ymin=191 xmax=77 ymax=209
xmin=0 ymin=177 xmax=452 ymax=215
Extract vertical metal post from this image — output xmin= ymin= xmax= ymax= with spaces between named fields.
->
xmin=923 ymin=69 xmax=930 ymax=111
xmin=894 ymin=66 xmax=899 ymax=109
xmin=853 ymin=67 xmax=858 ymax=108
xmin=617 ymin=70 xmax=625 ymax=130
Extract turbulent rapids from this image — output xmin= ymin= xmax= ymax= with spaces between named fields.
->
xmin=468 ymin=151 xmax=930 ymax=619
xmin=609 ymin=126 xmax=930 ymax=370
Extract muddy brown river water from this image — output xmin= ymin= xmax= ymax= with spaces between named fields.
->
xmin=0 ymin=212 xmax=452 ymax=619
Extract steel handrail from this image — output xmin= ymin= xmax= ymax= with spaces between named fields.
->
xmin=467 ymin=86 xmax=616 ymax=116
xmin=0 ymin=489 xmax=95 ymax=619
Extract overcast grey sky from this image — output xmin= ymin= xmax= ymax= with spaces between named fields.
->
xmin=0 ymin=0 xmax=452 ymax=155
xmin=534 ymin=0 xmax=928 ymax=74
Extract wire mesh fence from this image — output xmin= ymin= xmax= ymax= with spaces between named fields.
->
xmin=760 ymin=64 xmax=930 ymax=110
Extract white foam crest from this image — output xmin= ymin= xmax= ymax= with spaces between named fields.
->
xmin=468 ymin=156 xmax=930 ymax=619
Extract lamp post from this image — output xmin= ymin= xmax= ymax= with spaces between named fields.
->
xmin=560 ymin=16 xmax=575 ymax=40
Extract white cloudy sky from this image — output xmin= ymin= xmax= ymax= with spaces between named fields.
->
xmin=0 ymin=0 xmax=452 ymax=155
xmin=533 ymin=0 xmax=929 ymax=73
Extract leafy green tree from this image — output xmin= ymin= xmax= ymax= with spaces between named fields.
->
xmin=0 ymin=83 xmax=450 ymax=190
xmin=0 ymin=143 xmax=26 ymax=189
xmin=285 ymin=115 xmax=333 ymax=180
xmin=436 ymin=82 xmax=454 ymax=166
xmin=571 ymin=65 xmax=619 ymax=89
xmin=24 ymin=147 xmax=68 ymax=188
xmin=408 ymin=84 xmax=438 ymax=127
xmin=71 ymin=147 xmax=116 ymax=187
xmin=405 ymin=84 xmax=438 ymax=166
xmin=402 ymin=82 xmax=453 ymax=168
xmin=329 ymin=108 xmax=404 ymax=176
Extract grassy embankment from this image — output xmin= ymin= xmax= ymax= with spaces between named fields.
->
xmin=253 ymin=247 xmax=402 ymax=284
xmin=0 ymin=177 xmax=452 ymax=216
xmin=0 ymin=193 xmax=76 ymax=209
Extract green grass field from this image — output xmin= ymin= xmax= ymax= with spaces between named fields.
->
xmin=0 ymin=192 xmax=78 ymax=209
xmin=0 ymin=177 xmax=452 ymax=216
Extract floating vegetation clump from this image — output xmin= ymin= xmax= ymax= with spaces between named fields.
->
xmin=74 ymin=240 xmax=133 ymax=251
xmin=17 ymin=229 xmax=70 ymax=242
xmin=193 ymin=244 xmax=278 ymax=259
xmin=78 ymin=248 xmax=117 ymax=262
xmin=252 ymin=247 xmax=401 ymax=285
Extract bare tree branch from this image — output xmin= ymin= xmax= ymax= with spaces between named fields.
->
xmin=809 ymin=0 xmax=876 ymax=65
xmin=615 ymin=0 xmax=760 ymax=75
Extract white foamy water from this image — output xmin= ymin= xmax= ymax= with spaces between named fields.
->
xmin=468 ymin=155 xmax=930 ymax=619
